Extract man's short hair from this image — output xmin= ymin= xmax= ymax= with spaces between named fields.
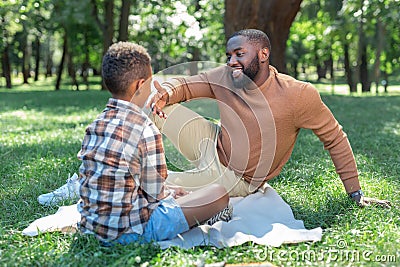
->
xmin=229 ymin=29 xmax=271 ymax=52
xmin=102 ymin=42 xmax=151 ymax=95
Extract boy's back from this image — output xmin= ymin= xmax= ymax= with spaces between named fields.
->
xmin=78 ymin=98 xmax=167 ymax=241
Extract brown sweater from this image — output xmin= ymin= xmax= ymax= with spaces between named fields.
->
xmin=164 ymin=65 xmax=361 ymax=193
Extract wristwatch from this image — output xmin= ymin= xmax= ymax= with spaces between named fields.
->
xmin=348 ymin=189 xmax=364 ymax=199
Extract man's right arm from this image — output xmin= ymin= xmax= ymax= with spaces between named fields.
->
xmin=149 ymin=71 xmax=217 ymax=118
xmin=162 ymin=74 xmax=216 ymax=105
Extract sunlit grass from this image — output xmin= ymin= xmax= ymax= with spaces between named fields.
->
xmin=0 ymin=78 xmax=399 ymax=266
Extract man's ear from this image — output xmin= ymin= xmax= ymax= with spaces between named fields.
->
xmin=260 ymin=47 xmax=270 ymax=63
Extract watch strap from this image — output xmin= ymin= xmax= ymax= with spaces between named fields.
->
xmin=349 ymin=189 xmax=364 ymax=199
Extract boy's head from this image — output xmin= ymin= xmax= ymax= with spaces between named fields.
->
xmin=102 ymin=42 xmax=152 ymax=100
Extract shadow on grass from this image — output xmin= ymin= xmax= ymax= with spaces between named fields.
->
xmin=0 ymin=90 xmax=110 ymax=115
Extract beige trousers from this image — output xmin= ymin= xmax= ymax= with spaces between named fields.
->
xmin=152 ymin=104 xmax=267 ymax=197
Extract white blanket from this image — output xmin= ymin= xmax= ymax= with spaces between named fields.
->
xmin=23 ymin=185 xmax=322 ymax=248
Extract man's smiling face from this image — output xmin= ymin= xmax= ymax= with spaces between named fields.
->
xmin=226 ymin=36 xmax=260 ymax=88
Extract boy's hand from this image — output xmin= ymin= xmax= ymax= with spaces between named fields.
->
xmin=166 ymin=185 xmax=190 ymax=199
xmin=147 ymin=80 xmax=169 ymax=119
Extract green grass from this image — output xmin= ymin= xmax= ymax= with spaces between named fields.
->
xmin=0 ymin=79 xmax=399 ymax=266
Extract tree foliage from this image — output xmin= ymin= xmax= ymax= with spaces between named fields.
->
xmin=0 ymin=0 xmax=398 ymax=93
xmin=287 ymin=0 xmax=400 ymax=92
xmin=129 ymin=0 xmax=225 ymax=72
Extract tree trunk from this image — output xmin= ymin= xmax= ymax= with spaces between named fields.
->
xmin=358 ymin=0 xmax=370 ymax=93
xmin=189 ymin=0 xmax=201 ymax=75
xmin=328 ymin=55 xmax=334 ymax=94
xmin=34 ymin=36 xmax=40 ymax=82
xmin=1 ymin=16 xmax=12 ymax=88
xmin=103 ymin=0 xmax=114 ymax=90
xmin=344 ymin=43 xmax=356 ymax=93
xmin=383 ymin=71 xmax=388 ymax=93
xmin=21 ymin=33 xmax=29 ymax=84
xmin=45 ymin=36 xmax=53 ymax=77
xmin=91 ymin=0 xmax=114 ymax=54
xmin=317 ymin=58 xmax=332 ymax=81
xmin=55 ymin=32 xmax=67 ymax=91
xmin=224 ymin=0 xmax=302 ymax=73
xmin=118 ymin=0 xmax=132 ymax=41
xmin=67 ymin=49 xmax=79 ymax=91
xmin=292 ymin=59 xmax=298 ymax=79
xmin=190 ymin=48 xmax=200 ymax=75
xmin=359 ymin=43 xmax=370 ymax=92
xmin=1 ymin=44 xmax=12 ymax=88
xmin=91 ymin=0 xmax=115 ymax=90
xmin=82 ymin=32 xmax=90 ymax=90
xmin=373 ymin=19 xmax=384 ymax=93
xmin=103 ymin=0 xmax=114 ymax=56
xmin=46 ymin=56 xmax=53 ymax=77
xmin=46 ymin=51 xmax=53 ymax=78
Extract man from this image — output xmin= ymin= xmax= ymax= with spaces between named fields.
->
xmin=149 ymin=29 xmax=390 ymax=208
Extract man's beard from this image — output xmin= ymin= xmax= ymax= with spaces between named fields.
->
xmin=232 ymin=54 xmax=260 ymax=89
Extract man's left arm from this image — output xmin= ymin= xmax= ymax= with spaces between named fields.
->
xmin=294 ymin=84 xmax=390 ymax=208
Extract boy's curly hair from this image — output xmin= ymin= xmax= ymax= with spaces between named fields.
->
xmin=102 ymin=42 xmax=151 ymax=95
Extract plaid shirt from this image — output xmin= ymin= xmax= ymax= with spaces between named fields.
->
xmin=77 ymin=98 xmax=167 ymax=241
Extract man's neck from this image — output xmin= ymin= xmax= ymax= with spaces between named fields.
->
xmin=254 ymin=65 xmax=270 ymax=88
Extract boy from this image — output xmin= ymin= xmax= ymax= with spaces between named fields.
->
xmin=77 ymin=42 xmax=232 ymax=245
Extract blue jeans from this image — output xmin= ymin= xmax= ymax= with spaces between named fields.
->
xmin=104 ymin=196 xmax=189 ymax=246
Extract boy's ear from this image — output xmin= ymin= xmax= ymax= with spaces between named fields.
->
xmin=135 ymin=78 xmax=146 ymax=90
xmin=131 ymin=78 xmax=146 ymax=96
xmin=132 ymin=78 xmax=151 ymax=99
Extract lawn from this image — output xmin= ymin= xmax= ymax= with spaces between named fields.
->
xmin=0 ymin=79 xmax=399 ymax=266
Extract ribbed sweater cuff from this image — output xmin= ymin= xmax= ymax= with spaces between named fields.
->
xmin=342 ymin=177 xmax=361 ymax=193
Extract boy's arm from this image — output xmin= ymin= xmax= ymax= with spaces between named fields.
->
xmin=139 ymin=124 xmax=168 ymax=202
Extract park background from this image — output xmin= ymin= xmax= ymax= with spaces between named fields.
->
xmin=1 ymin=0 xmax=399 ymax=266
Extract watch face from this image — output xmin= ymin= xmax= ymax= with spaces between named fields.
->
xmin=350 ymin=190 xmax=363 ymax=198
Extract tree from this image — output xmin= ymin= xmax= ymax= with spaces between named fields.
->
xmin=50 ymin=0 xmax=101 ymax=90
xmin=90 ymin=0 xmax=115 ymax=89
xmin=370 ymin=0 xmax=400 ymax=93
xmin=357 ymin=0 xmax=370 ymax=92
xmin=55 ymin=31 xmax=67 ymax=91
xmin=224 ymin=0 xmax=302 ymax=73
xmin=118 ymin=0 xmax=133 ymax=41
xmin=338 ymin=0 xmax=400 ymax=93
xmin=0 ymin=0 xmax=23 ymax=88
xmin=130 ymin=0 xmax=225 ymax=73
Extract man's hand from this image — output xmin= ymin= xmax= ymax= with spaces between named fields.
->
xmin=352 ymin=195 xmax=391 ymax=208
xmin=146 ymin=80 xmax=169 ymax=119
